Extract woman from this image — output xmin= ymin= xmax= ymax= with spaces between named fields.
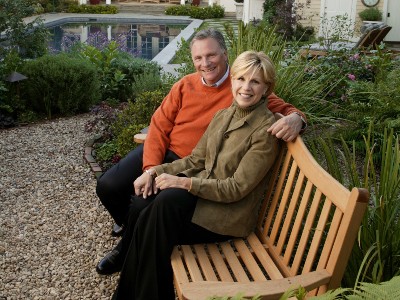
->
xmin=112 ymin=50 xmax=279 ymax=299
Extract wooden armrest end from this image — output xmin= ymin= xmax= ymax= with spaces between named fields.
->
xmin=134 ymin=133 xmax=147 ymax=144
xmin=133 ymin=126 xmax=149 ymax=144
xmin=181 ymin=270 xmax=331 ymax=300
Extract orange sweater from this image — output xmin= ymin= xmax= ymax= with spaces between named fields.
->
xmin=143 ymin=72 xmax=304 ymax=170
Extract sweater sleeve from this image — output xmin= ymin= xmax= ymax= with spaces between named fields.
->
xmin=142 ymin=82 xmax=182 ymax=171
xmin=267 ymin=92 xmax=307 ymax=121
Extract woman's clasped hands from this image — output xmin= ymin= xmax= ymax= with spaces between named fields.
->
xmin=134 ymin=171 xmax=191 ymax=199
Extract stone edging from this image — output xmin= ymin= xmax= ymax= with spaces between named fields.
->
xmin=84 ymin=136 xmax=103 ymax=179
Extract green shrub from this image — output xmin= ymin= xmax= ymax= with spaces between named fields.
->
xmin=338 ymin=65 xmax=400 ymax=151
xmin=34 ymin=0 xmax=77 ymax=13
xmin=67 ymin=4 xmax=118 ymax=14
xmin=20 ymin=54 xmax=101 ymax=118
xmin=111 ymin=90 xmax=165 ymax=157
xmin=0 ymin=0 xmax=50 ymax=59
xmin=95 ymin=140 xmax=118 ymax=162
xmin=131 ymin=71 xmax=162 ymax=99
xmin=165 ymin=4 xmax=224 ymax=19
xmin=359 ymin=8 xmax=382 ymax=21
xmin=0 ymin=50 xmax=24 ymax=115
xmin=70 ymin=42 xmax=161 ymax=103
xmin=110 ymin=56 xmax=161 ymax=100
xmin=114 ymin=123 xmax=146 ymax=158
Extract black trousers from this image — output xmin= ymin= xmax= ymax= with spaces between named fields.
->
xmin=96 ymin=144 xmax=180 ymax=226
xmin=112 ymin=188 xmax=233 ymax=300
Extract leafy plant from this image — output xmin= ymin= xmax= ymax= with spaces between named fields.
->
xmin=208 ymin=293 xmax=260 ymax=300
xmin=20 ymin=53 xmax=101 ymax=118
xmin=318 ymin=14 xmax=355 ymax=51
xmin=359 ymin=8 xmax=382 ymax=22
xmin=309 ymin=124 xmax=400 ymax=288
xmin=263 ymin=0 xmax=313 ymax=40
xmin=0 ymin=0 xmax=50 ymax=59
xmin=165 ymin=4 xmax=225 ymax=19
xmin=263 ymin=0 xmax=297 ymax=38
xmin=131 ymin=71 xmax=163 ymax=99
xmin=110 ymin=90 xmax=165 ymax=159
xmin=95 ymin=140 xmax=118 ymax=163
xmin=339 ymin=63 xmax=400 ymax=151
xmin=0 ymin=50 xmax=26 ymax=125
xmin=70 ymin=41 xmax=161 ymax=103
xmin=67 ymin=3 xmax=118 ymax=14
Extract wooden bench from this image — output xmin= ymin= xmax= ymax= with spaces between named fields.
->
xmin=133 ymin=132 xmax=369 ymax=299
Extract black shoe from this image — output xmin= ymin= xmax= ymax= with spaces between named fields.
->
xmin=111 ymin=223 xmax=124 ymax=237
xmin=96 ymin=248 xmax=123 ymax=275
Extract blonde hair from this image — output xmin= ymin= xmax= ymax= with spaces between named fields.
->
xmin=230 ymin=51 xmax=276 ymax=96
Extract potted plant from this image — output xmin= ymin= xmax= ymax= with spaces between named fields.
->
xmin=359 ymin=7 xmax=383 ymax=22
xmin=359 ymin=7 xmax=383 ymax=32
xmin=234 ymin=0 xmax=244 ymax=20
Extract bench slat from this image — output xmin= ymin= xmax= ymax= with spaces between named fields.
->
xmin=207 ymin=244 xmax=234 ymax=282
xmin=233 ymin=239 xmax=267 ymax=281
xmin=270 ymin=160 xmax=298 ymax=243
xmin=247 ymin=233 xmax=283 ymax=280
xmin=171 ymin=247 xmax=190 ymax=282
xmin=193 ymin=244 xmax=218 ymax=281
xmin=316 ymin=206 xmax=343 ymax=271
xmin=302 ymin=199 xmax=332 ymax=274
xmin=171 ymin=247 xmax=189 ymax=300
xmin=291 ymin=189 xmax=322 ymax=274
xmin=257 ymin=147 xmax=285 ymax=228
xmin=263 ymin=152 xmax=292 ymax=234
xmin=181 ymin=245 xmax=204 ymax=281
xmin=220 ymin=242 xmax=250 ymax=282
xmin=276 ymin=171 xmax=305 ymax=254
xmin=283 ymin=180 xmax=313 ymax=265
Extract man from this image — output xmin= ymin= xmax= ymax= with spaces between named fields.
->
xmin=95 ymin=28 xmax=306 ymax=275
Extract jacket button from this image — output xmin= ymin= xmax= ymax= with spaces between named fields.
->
xmin=224 ymin=133 xmax=229 ymax=139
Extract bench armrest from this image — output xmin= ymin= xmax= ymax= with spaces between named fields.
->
xmin=134 ymin=127 xmax=149 ymax=144
xmin=181 ymin=270 xmax=331 ymax=300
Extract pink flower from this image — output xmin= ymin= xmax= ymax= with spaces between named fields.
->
xmin=347 ymin=74 xmax=356 ymax=81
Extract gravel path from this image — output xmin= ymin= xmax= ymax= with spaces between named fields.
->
xmin=0 ymin=114 xmax=119 ymax=300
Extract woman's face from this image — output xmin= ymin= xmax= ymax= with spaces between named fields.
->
xmin=231 ymin=69 xmax=268 ymax=108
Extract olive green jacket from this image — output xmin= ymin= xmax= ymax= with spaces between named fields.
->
xmin=154 ymin=102 xmax=278 ymax=237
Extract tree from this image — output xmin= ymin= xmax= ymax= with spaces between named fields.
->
xmin=0 ymin=0 xmax=49 ymax=59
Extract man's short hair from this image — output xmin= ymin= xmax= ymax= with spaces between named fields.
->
xmin=190 ymin=28 xmax=227 ymax=51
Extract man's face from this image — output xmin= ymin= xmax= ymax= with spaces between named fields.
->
xmin=191 ymin=38 xmax=228 ymax=86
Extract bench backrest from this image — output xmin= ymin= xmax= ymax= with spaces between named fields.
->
xmin=257 ymin=137 xmax=369 ymax=294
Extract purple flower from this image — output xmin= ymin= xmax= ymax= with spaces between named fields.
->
xmin=347 ymin=74 xmax=356 ymax=81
